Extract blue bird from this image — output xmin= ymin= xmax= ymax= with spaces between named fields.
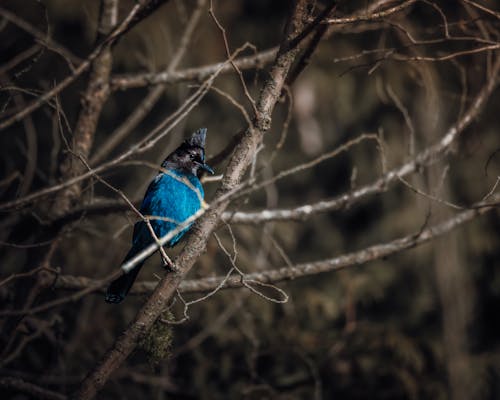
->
xmin=105 ymin=128 xmax=214 ymax=303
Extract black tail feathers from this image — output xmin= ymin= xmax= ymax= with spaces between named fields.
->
xmin=105 ymin=249 xmax=144 ymax=304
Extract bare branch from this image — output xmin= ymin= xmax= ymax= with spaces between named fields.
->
xmin=52 ymin=192 xmax=500 ymax=295
xmin=0 ymin=0 xmax=163 ymax=132
xmin=0 ymin=6 xmax=81 ymax=69
xmin=0 ymin=48 xmax=238 ymax=211
xmin=461 ymin=0 xmax=500 ymax=19
xmin=2 ymin=1 xmax=499 ymax=398
xmin=50 ymin=0 xmax=119 ymax=217
xmin=73 ymin=2 xmax=315 ymax=398
xmin=226 ymin=56 xmax=500 ymax=224
xmin=50 ymin=61 xmax=500 ymax=227
xmin=91 ymin=0 xmax=207 ymax=165
xmin=324 ymin=0 xmax=416 ymax=24
xmin=0 ymin=45 xmax=42 ymax=76
xmin=110 ymin=47 xmax=278 ymax=90
xmin=209 ymin=0 xmax=257 ymax=116
xmin=0 ymin=377 xmax=66 ymax=400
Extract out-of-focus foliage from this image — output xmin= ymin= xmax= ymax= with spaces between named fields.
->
xmin=1 ymin=0 xmax=500 ymax=399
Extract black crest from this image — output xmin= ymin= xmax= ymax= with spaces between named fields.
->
xmin=185 ymin=128 xmax=207 ymax=148
xmin=161 ymin=128 xmax=213 ymax=176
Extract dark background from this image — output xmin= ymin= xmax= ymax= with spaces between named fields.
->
xmin=1 ymin=0 xmax=500 ymax=399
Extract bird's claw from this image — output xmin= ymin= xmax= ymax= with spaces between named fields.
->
xmin=162 ymin=255 xmax=178 ymax=273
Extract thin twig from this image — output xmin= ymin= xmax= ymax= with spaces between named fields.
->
xmin=324 ymin=0 xmax=416 ymax=24
xmin=52 ymin=192 xmax=500 ymax=295
xmin=91 ymin=0 xmax=207 ymax=164
xmin=209 ymin=0 xmax=258 ymax=116
xmin=0 ymin=44 xmax=247 ymax=211
xmin=0 ymin=0 xmax=154 ymax=131
xmin=0 ymin=377 xmax=66 ymax=400
xmin=110 ymin=47 xmax=278 ymax=90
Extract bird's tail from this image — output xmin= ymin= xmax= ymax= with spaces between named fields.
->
xmin=105 ymin=248 xmax=145 ymax=304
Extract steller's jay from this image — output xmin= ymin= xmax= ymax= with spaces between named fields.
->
xmin=105 ymin=128 xmax=214 ymax=303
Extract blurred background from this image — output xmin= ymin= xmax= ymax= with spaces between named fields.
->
xmin=1 ymin=0 xmax=500 ymax=398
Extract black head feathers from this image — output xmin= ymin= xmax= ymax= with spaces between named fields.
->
xmin=162 ymin=128 xmax=214 ymax=176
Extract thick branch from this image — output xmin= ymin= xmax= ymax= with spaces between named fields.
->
xmin=74 ymin=1 xmax=313 ymax=398
xmin=50 ymin=0 xmax=118 ymax=216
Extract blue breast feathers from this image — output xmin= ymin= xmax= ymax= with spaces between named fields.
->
xmin=133 ymin=169 xmax=204 ymax=248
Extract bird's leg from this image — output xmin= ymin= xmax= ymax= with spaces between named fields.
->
xmin=160 ymin=250 xmax=177 ymax=272
xmin=146 ymin=219 xmax=178 ymax=272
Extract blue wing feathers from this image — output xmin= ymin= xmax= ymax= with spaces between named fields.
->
xmin=133 ymin=170 xmax=204 ymax=250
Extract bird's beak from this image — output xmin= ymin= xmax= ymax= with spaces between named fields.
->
xmin=199 ymin=162 xmax=214 ymax=175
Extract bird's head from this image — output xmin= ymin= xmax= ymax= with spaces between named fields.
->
xmin=162 ymin=128 xmax=214 ymax=177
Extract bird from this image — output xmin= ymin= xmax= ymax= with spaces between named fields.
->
xmin=105 ymin=128 xmax=214 ymax=303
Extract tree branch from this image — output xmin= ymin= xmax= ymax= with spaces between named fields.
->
xmin=73 ymin=1 xmax=314 ymax=398
xmin=0 ymin=49 xmax=234 ymax=212
xmin=0 ymin=377 xmax=66 ymax=400
xmin=110 ymin=47 xmax=278 ymax=90
xmin=0 ymin=6 xmax=81 ymax=70
xmin=52 ymin=193 xmax=500 ymax=295
xmin=50 ymin=0 xmax=118 ymax=217
xmin=50 ymin=58 xmax=500 ymax=227
xmin=0 ymin=0 xmax=166 ymax=132
xmin=91 ymin=0 xmax=207 ymax=165
xmin=324 ymin=0 xmax=416 ymax=24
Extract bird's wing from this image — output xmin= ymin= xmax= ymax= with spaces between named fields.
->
xmin=139 ymin=173 xmax=163 ymax=214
